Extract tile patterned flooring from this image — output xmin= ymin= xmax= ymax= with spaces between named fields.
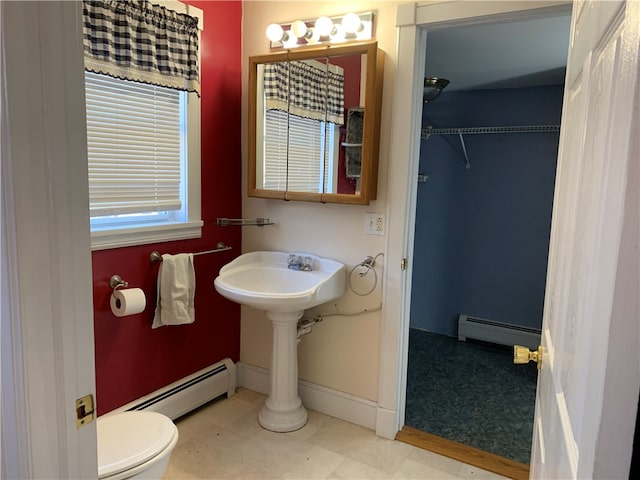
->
xmin=163 ymin=388 xmax=509 ymax=479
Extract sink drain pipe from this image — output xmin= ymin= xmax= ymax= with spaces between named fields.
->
xmin=297 ymin=316 xmax=323 ymax=342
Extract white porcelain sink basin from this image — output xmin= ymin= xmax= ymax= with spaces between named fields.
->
xmin=214 ymin=251 xmax=346 ymax=313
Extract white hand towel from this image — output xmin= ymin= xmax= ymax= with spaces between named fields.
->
xmin=152 ymin=253 xmax=195 ymax=328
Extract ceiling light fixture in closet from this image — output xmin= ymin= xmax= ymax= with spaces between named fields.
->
xmin=423 ymin=77 xmax=450 ymax=103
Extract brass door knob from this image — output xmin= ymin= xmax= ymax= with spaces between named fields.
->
xmin=514 ymin=345 xmax=543 ymax=369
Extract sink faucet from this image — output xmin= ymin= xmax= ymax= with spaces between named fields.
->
xmin=288 ymin=254 xmax=313 ymax=271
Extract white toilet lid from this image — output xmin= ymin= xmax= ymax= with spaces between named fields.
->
xmin=97 ymin=411 xmax=177 ymax=478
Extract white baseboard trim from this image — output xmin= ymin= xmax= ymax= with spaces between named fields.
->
xmin=237 ymin=361 xmax=271 ymax=395
xmin=375 ymin=406 xmax=400 ymax=440
xmin=237 ymin=362 xmax=378 ymax=431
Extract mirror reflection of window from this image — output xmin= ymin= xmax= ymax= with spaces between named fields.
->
xmin=263 ymin=110 xmax=339 ymax=192
xmin=261 ymin=59 xmax=344 ymax=194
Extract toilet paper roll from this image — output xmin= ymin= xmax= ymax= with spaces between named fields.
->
xmin=110 ymin=288 xmax=146 ymax=317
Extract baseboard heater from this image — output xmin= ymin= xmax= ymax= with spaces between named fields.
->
xmin=458 ymin=314 xmax=541 ymax=350
xmin=109 ymin=358 xmax=236 ymax=421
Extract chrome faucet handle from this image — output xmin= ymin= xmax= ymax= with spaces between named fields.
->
xmin=287 ymin=254 xmax=302 ymax=270
xmin=302 ymin=256 xmax=312 ymax=271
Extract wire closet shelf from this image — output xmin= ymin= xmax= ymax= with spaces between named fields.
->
xmin=421 ymin=124 xmax=561 ymax=169
xmin=422 ymin=124 xmax=560 ymax=139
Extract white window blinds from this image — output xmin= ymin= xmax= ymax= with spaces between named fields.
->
xmin=263 ymin=110 xmax=335 ymax=193
xmin=85 ymin=71 xmax=184 ymax=217
xmin=263 ymin=109 xmax=289 ymax=190
xmin=287 ymin=114 xmax=324 ymax=192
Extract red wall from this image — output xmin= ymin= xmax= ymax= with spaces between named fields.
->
xmin=92 ymin=1 xmax=243 ymax=415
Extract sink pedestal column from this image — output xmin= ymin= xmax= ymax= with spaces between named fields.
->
xmin=258 ymin=310 xmax=308 ymax=432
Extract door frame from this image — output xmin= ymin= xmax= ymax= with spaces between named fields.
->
xmin=377 ymin=0 xmax=571 ymax=437
xmin=1 ymin=1 xmax=97 ymax=477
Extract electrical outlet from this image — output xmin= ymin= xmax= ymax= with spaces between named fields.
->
xmin=364 ymin=213 xmax=385 ymax=236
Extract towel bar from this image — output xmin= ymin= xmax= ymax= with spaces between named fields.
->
xmin=216 ymin=217 xmax=273 ymax=226
xmin=150 ymin=242 xmax=232 ymax=263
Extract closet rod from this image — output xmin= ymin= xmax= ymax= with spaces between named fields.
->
xmin=422 ymin=124 xmax=560 ymax=140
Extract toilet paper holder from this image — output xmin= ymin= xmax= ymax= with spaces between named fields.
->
xmin=109 ymin=275 xmax=129 ymax=291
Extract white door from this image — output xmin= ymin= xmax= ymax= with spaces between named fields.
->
xmin=2 ymin=1 xmax=98 ymax=478
xmin=384 ymin=0 xmax=640 ymax=476
xmin=530 ymin=0 xmax=640 ymax=478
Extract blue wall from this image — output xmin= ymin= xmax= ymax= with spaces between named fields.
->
xmin=410 ymin=86 xmax=563 ymax=336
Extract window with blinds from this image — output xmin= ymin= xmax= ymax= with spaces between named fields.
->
xmin=85 ymin=72 xmax=186 ymax=229
xmin=263 ymin=110 xmax=337 ymax=193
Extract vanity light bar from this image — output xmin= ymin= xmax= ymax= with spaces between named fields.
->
xmin=266 ymin=11 xmax=374 ymax=49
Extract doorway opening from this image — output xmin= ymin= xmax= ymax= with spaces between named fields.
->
xmin=400 ymin=11 xmax=571 ymax=474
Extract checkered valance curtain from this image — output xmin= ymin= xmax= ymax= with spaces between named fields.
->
xmin=264 ymin=60 xmax=344 ymax=125
xmin=82 ymin=0 xmax=200 ymax=95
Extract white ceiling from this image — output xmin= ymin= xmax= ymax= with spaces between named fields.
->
xmin=424 ymin=14 xmax=572 ymax=91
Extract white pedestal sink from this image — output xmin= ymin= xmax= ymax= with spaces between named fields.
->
xmin=214 ymin=251 xmax=346 ymax=432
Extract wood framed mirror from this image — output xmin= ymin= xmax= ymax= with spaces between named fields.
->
xmin=248 ymin=41 xmax=384 ymax=204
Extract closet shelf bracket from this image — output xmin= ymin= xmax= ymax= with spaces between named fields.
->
xmin=458 ymin=132 xmax=471 ymax=169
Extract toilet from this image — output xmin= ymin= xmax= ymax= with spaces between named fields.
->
xmin=97 ymin=411 xmax=179 ymax=480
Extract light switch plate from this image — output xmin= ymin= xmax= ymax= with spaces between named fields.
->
xmin=364 ymin=213 xmax=385 ymax=236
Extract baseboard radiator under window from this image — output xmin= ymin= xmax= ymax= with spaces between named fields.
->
xmin=458 ymin=314 xmax=541 ymax=350
xmin=109 ymin=358 xmax=236 ymax=420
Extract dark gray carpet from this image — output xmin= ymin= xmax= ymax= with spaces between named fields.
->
xmin=405 ymin=329 xmax=538 ymax=464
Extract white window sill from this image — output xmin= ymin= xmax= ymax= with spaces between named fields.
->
xmin=91 ymin=220 xmax=204 ymax=251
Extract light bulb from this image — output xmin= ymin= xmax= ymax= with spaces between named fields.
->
xmin=341 ymin=13 xmax=362 ymax=34
xmin=291 ymin=20 xmax=310 ymax=39
xmin=308 ymin=28 xmax=321 ymax=44
xmin=282 ymin=32 xmax=298 ymax=48
xmin=330 ymin=23 xmax=346 ymax=42
xmin=314 ymin=16 xmax=334 ymax=37
xmin=266 ymin=23 xmax=285 ymax=42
